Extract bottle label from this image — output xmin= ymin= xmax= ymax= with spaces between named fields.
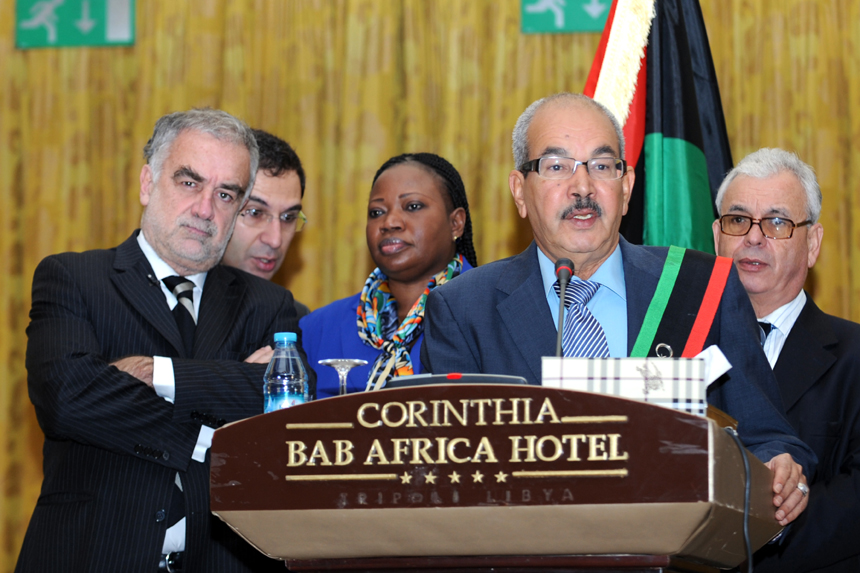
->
xmin=265 ymin=391 xmax=306 ymax=413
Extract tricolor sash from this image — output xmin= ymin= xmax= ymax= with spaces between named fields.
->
xmin=630 ymin=246 xmax=734 ymax=358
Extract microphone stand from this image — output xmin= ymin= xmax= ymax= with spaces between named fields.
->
xmin=554 ymin=258 xmax=573 ymax=358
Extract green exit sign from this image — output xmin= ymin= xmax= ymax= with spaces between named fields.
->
xmin=16 ymin=0 xmax=135 ymax=49
xmin=521 ymin=0 xmax=610 ymax=34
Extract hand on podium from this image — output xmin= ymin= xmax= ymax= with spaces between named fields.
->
xmin=766 ymin=453 xmax=809 ymax=526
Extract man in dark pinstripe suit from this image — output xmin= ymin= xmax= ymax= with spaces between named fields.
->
xmin=17 ymin=109 xmax=307 ymax=572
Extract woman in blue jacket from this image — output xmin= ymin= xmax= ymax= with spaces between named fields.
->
xmin=300 ymin=153 xmax=478 ymax=398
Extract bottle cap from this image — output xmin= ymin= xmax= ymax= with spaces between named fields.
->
xmin=274 ymin=332 xmax=297 ymax=343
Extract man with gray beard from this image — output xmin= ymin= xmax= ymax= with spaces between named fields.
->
xmin=422 ymin=92 xmax=815 ymax=528
xmin=17 ymin=108 xmax=308 ymax=572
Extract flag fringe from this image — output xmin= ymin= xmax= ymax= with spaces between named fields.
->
xmin=593 ymin=0 xmax=656 ymax=125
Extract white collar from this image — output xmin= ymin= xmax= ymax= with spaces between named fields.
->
xmin=137 ymin=231 xmax=207 ymax=290
xmin=760 ymin=290 xmax=806 ymax=338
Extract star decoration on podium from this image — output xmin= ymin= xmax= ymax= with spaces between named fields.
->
xmin=449 ymin=471 xmax=461 ymax=484
xmin=472 ymin=470 xmax=484 ymax=483
xmin=424 ymin=471 xmax=437 ymax=485
xmin=400 ymin=472 xmax=412 ymax=484
xmin=494 ymin=471 xmax=508 ymax=483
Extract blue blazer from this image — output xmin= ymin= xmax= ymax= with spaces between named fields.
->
xmin=421 ymin=239 xmax=816 ymax=475
xmin=300 ymin=260 xmax=473 ymax=399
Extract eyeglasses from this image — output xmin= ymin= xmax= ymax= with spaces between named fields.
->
xmin=519 ymin=156 xmax=627 ymax=181
xmin=240 ymin=207 xmax=307 ymax=232
xmin=718 ymin=215 xmax=812 ymax=240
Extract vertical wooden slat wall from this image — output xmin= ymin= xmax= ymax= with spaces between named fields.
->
xmin=0 ymin=1 xmax=857 ymax=569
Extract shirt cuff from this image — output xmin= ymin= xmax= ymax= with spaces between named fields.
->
xmin=192 ymin=425 xmax=215 ymax=463
xmin=152 ymin=356 xmax=176 ymax=403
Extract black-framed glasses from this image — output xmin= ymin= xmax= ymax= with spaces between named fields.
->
xmin=240 ymin=207 xmax=307 ymax=232
xmin=718 ymin=215 xmax=812 ymax=240
xmin=519 ymin=156 xmax=627 ymax=181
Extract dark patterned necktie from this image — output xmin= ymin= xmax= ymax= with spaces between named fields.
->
xmin=553 ymin=279 xmax=610 ymax=357
xmin=162 ymin=276 xmax=196 ymax=356
xmin=758 ymin=321 xmax=773 ymax=346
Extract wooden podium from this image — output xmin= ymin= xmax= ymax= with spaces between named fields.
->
xmin=210 ymin=384 xmax=782 ymax=572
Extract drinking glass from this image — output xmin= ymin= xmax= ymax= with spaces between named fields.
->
xmin=318 ymin=359 xmax=368 ymax=396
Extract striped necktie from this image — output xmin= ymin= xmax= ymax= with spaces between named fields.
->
xmin=162 ymin=276 xmax=196 ymax=356
xmin=161 ymin=276 xmax=196 ymax=532
xmin=553 ymin=279 xmax=610 ymax=357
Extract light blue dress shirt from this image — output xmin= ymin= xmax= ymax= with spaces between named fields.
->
xmin=537 ymin=244 xmax=628 ymax=357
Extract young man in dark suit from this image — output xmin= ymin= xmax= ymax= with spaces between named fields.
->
xmin=221 ymin=129 xmax=311 ymax=317
xmin=17 ymin=109 xmax=308 ymax=572
xmin=714 ymin=148 xmax=860 ymax=573
xmin=422 ymin=93 xmax=815 ymax=528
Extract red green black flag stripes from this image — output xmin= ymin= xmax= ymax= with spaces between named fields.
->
xmin=585 ymin=0 xmax=733 ymax=253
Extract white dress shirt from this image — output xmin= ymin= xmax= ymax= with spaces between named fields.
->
xmin=137 ymin=232 xmax=215 ymax=553
xmin=759 ymin=290 xmax=807 ymax=368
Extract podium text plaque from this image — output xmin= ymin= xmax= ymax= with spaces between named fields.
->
xmin=210 ymin=384 xmax=781 ymax=570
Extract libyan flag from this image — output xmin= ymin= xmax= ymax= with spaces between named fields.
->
xmin=583 ymin=0 xmax=733 ymax=254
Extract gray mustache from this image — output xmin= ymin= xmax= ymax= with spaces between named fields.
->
xmin=561 ymin=197 xmax=602 ymax=219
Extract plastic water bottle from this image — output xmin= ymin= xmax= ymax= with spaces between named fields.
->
xmin=263 ymin=332 xmax=308 ymax=413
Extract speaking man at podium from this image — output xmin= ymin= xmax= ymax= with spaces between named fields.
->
xmin=422 ymin=93 xmax=816 ymax=527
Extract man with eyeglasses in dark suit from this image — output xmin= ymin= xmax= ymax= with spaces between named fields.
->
xmin=222 ymin=129 xmax=311 ymax=317
xmin=714 ymin=148 xmax=860 ymax=573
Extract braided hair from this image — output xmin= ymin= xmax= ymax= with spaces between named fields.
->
xmin=371 ymin=153 xmax=478 ymax=268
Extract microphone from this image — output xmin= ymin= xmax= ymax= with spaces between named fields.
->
xmin=555 ymin=258 xmax=574 ymax=358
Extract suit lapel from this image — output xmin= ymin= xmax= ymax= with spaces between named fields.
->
xmin=496 ymin=243 xmax=557 ymax=383
xmin=494 ymin=239 xmax=662 ymax=379
xmin=111 ymin=232 xmax=186 ymax=356
xmin=194 ymin=265 xmax=244 ymax=359
xmin=619 ymin=238 xmax=663 ymax=355
xmin=773 ymin=297 xmax=837 ymax=411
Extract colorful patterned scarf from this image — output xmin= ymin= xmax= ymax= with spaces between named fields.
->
xmin=357 ymin=254 xmax=464 ymax=390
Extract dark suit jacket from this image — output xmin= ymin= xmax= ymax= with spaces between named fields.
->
xmin=422 ymin=239 xmax=816 ymax=473
xmin=754 ymin=297 xmax=860 ymax=573
xmin=17 ymin=232 xmax=309 ymax=573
